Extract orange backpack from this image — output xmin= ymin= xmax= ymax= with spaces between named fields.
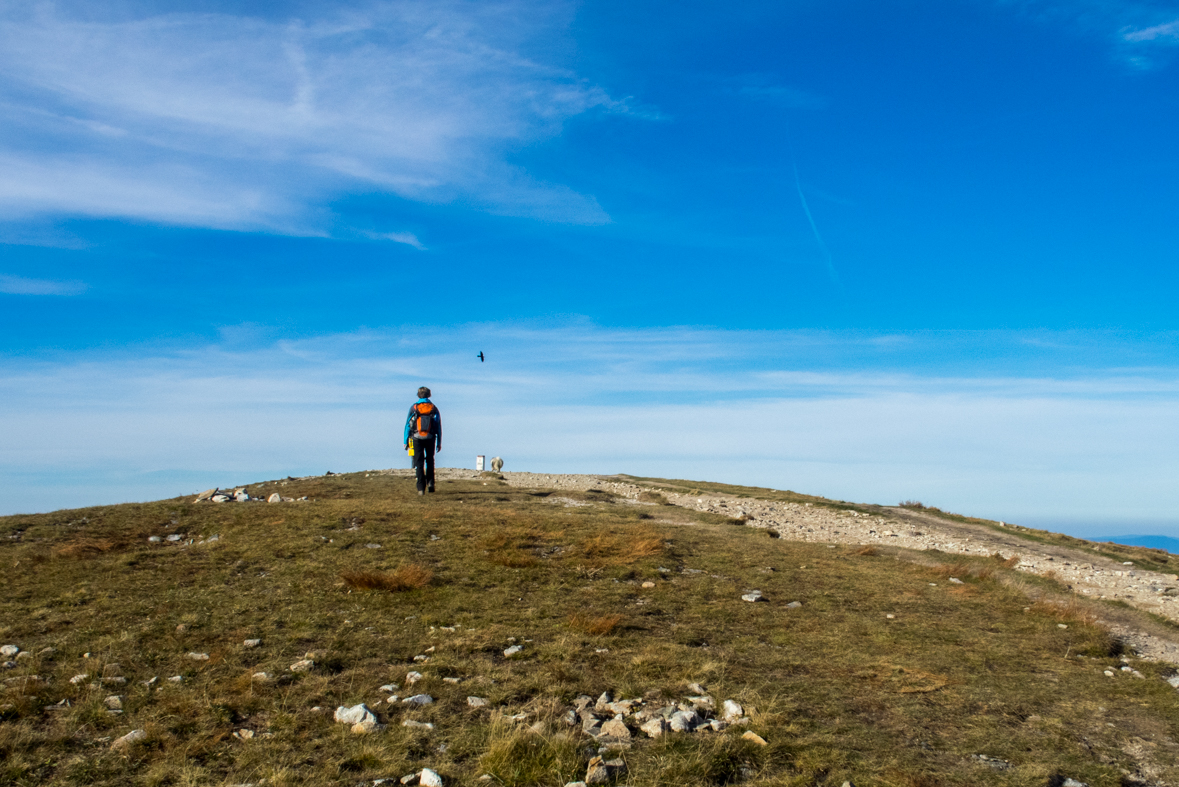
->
xmin=412 ymin=402 xmax=436 ymax=440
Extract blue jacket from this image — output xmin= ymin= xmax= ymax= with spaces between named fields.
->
xmin=404 ymin=398 xmax=441 ymax=450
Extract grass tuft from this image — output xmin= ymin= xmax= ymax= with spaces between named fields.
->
xmin=341 ymin=564 xmax=433 ymax=592
xmin=52 ymin=538 xmax=117 ymax=558
xmin=568 ymin=613 xmax=623 ymax=635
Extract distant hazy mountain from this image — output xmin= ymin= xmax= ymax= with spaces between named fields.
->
xmin=1097 ymin=535 xmax=1179 ymax=554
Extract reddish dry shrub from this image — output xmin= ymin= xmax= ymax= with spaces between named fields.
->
xmin=342 ymin=564 xmax=433 ymax=592
xmin=52 ymin=538 xmax=117 ymax=559
xmin=854 ymin=546 xmax=879 ymax=557
xmin=568 ymin=613 xmax=623 ymax=635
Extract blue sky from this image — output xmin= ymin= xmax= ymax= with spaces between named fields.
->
xmin=2 ymin=0 xmax=1179 ymax=539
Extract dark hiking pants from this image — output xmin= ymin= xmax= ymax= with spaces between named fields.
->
xmin=412 ymin=439 xmax=436 ymax=492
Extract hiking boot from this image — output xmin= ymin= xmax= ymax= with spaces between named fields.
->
xmin=427 ymin=487 xmax=435 ymax=493
xmin=417 ymin=489 xmax=425 ymax=496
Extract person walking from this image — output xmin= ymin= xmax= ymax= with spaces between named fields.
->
xmin=404 ymin=386 xmax=442 ymax=495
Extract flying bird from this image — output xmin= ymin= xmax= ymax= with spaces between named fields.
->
xmin=477 ymin=352 xmax=485 ymax=362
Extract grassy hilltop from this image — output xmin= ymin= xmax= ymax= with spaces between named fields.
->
xmin=2 ymin=471 xmax=1178 ymax=787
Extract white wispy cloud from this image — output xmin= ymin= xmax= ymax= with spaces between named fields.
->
xmin=1123 ymin=18 xmax=1179 ymax=41
xmin=3 ymin=324 xmax=1179 ymax=527
xmin=0 ymin=274 xmax=87 ymax=295
xmin=996 ymin=1 xmax=1179 ymax=67
xmin=0 ymin=0 xmax=629 ymax=232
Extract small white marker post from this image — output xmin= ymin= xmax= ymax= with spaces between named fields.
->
xmin=476 ymin=455 xmax=485 ymax=471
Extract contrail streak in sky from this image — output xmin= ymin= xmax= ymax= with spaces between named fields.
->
xmin=793 ymin=160 xmax=841 ymax=287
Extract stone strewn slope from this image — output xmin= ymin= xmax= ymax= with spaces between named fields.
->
xmin=430 ymin=469 xmax=1179 ymax=666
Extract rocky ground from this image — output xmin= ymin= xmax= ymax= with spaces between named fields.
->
xmin=420 ymin=468 xmax=1179 ymax=667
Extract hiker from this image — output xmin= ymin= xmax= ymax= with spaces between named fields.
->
xmin=404 ymin=386 xmax=442 ymax=495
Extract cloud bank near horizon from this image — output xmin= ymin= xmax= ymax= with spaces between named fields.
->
xmin=0 ymin=0 xmax=623 ymax=234
xmin=3 ymin=325 xmax=1178 ymax=535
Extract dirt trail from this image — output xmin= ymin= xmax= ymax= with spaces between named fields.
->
xmin=433 ymin=469 xmax=1179 ymax=666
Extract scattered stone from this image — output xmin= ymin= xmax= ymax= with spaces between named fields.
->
xmin=740 ymin=590 xmax=765 ymax=602
xmin=687 ymin=695 xmax=714 ymax=710
xmin=186 ymin=652 xmax=210 ymax=661
xmin=594 ymin=691 xmax=613 ymax=712
xmin=442 ymin=677 xmax=461 ymax=684
xmin=742 ymin=730 xmax=768 ymax=746
xmin=467 ymin=696 xmax=488 ymax=708
xmin=403 ymin=719 xmax=435 ymax=730
xmin=112 ymin=729 xmax=147 ymax=750
xmin=335 ymin=704 xmax=377 ymax=726
xmin=252 ymin=672 xmax=271 ymax=682
xmin=148 ymin=536 xmax=162 ymax=543
xmin=669 ymin=709 xmax=702 ymax=732
xmin=211 ymin=495 xmax=231 ymax=503
xmin=972 ymin=754 xmax=1010 ymax=770
xmin=234 ymin=490 xmax=250 ymax=502
xmin=1061 ymin=780 xmax=1089 ymax=787
xmin=599 ymin=718 xmax=631 ymax=743
xmin=194 ymin=489 xmax=217 ymax=502
xmin=420 ymin=769 xmax=443 ymax=787
xmin=722 ymin=699 xmax=743 ymax=722
xmin=948 ymin=577 xmax=964 ymax=584
xmin=103 ymin=676 xmax=127 ymax=685
xmin=243 ymin=639 xmax=261 ymax=648
xmin=69 ymin=673 xmax=89 ymax=685
xmin=564 ymin=782 xmax=587 ymax=787
xmin=366 ymin=543 xmax=383 ymax=549
xmin=709 ymin=719 xmax=730 ymax=731
xmin=104 ymin=695 xmax=123 ymax=710
xmin=686 ymin=682 xmax=706 ymax=694
xmin=1166 ymin=675 xmax=1179 ymax=689
xmin=166 ymin=534 xmax=183 ymax=542
xmin=380 ymin=683 xmax=400 ymax=692
xmin=413 ymin=654 xmax=429 ymax=662
xmin=786 ymin=601 xmax=802 ymax=609
xmin=267 ymin=493 xmax=282 ymax=503
xmin=401 ymin=774 xmax=419 ymax=786
xmin=1104 ymin=670 xmax=1115 ymax=677
xmin=585 ymin=756 xmax=625 ymax=785
xmin=289 ymin=660 xmax=314 ymax=672
xmin=640 ymin=717 xmax=669 ymax=737
xmin=503 ymin=645 xmax=523 ymax=657
xmin=641 ymin=581 xmax=656 ymax=588
xmin=403 ymin=694 xmax=434 ymax=705
xmin=37 ymin=647 xmax=55 ymax=659
xmin=406 ymin=671 xmax=423 ymax=684
xmin=234 ymin=728 xmax=255 ymax=740
xmin=167 ymin=675 xmax=183 ymax=683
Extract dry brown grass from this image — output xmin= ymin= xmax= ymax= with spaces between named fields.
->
xmin=341 ymin=564 xmax=433 ymax=592
xmin=930 ymin=560 xmax=972 ymax=579
xmin=637 ymin=490 xmax=670 ymax=505
xmin=579 ymin=529 xmax=663 ymax=566
xmin=1031 ymin=597 xmax=1098 ymax=627
xmin=854 ymin=546 xmax=879 ymax=557
xmin=568 ymin=613 xmax=623 ymax=635
xmin=51 ymin=537 xmax=116 ymax=558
